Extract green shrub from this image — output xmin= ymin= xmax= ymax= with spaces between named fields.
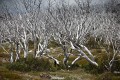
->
xmin=7 ymin=60 xmax=29 ymax=72
xmin=7 ymin=57 xmax=57 ymax=72
xmin=81 ymin=62 xmax=106 ymax=74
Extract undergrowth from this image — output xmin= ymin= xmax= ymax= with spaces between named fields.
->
xmin=6 ymin=57 xmax=57 ymax=72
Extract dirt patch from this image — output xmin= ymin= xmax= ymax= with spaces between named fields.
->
xmin=40 ymin=74 xmax=51 ymax=79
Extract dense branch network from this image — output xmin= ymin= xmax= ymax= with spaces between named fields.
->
xmin=0 ymin=0 xmax=120 ymax=69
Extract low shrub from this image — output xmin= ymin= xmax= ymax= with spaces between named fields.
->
xmin=81 ymin=62 xmax=106 ymax=74
xmin=7 ymin=57 xmax=57 ymax=72
xmin=7 ymin=59 xmax=29 ymax=72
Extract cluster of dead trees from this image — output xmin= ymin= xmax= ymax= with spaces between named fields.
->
xmin=0 ymin=0 xmax=120 ymax=70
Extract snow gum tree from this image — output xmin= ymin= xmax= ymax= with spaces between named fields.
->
xmin=46 ymin=0 xmax=98 ymax=68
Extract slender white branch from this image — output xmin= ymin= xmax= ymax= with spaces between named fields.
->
xmin=71 ymin=56 xmax=81 ymax=65
xmin=47 ymin=55 xmax=59 ymax=65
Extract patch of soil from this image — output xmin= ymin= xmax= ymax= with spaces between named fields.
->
xmin=40 ymin=74 xmax=51 ymax=79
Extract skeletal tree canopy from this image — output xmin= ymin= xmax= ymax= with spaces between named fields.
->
xmin=0 ymin=0 xmax=120 ymax=69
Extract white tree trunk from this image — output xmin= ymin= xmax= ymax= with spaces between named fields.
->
xmin=15 ymin=43 xmax=21 ymax=61
xmin=78 ymin=49 xmax=98 ymax=66
xmin=10 ymin=52 xmax=14 ymax=63
xmin=23 ymin=46 xmax=28 ymax=58
xmin=10 ymin=42 xmax=14 ymax=63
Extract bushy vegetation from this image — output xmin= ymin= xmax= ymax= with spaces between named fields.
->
xmin=7 ymin=57 xmax=57 ymax=72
